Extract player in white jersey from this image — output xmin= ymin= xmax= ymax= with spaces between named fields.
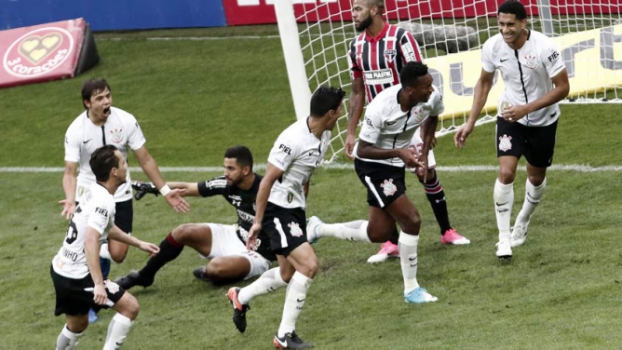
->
xmin=51 ymin=145 xmax=160 ymax=350
xmin=226 ymin=87 xmax=345 ymax=349
xmin=345 ymin=0 xmax=469 ymax=264
xmin=454 ymin=0 xmax=570 ymax=260
xmin=308 ymin=61 xmax=440 ymax=304
xmin=60 ymin=79 xmax=189 ymax=322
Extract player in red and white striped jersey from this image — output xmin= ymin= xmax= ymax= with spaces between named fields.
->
xmin=328 ymin=0 xmax=469 ymax=265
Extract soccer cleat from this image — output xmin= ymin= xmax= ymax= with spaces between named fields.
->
xmin=273 ymin=331 xmax=313 ymax=349
xmin=367 ymin=241 xmax=399 ymax=263
xmin=192 ymin=266 xmax=211 ymax=283
xmin=510 ymin=223 xmax=529 ymax=248
xmin=114 ymin=270 xmax=153 ymax=290
xmin=227 ymin=287 xmax=251 ymax=333
xmin=404 ymin=287 xmax=438 ymax=304
xmin=306 ymin=216 xmax=323 ymax=245
xmin=440 ymin=229 xmax=470 ymax=245
xmin=495 ymin=241 xmax=513 ymax=260
xmin=88 ymin=309 xmax=99 ymax=323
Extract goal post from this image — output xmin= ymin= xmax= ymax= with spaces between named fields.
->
xmin=275 ymin=0 xmax=622 ymax=163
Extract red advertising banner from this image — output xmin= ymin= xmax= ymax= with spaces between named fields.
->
xmin=0 ymin=18 xmax=85 ymax=88
xmin=223 ymin=0 xmax=622 ymax=26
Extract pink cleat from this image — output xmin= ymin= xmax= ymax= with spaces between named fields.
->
xmin=441 ymin=229 xmax=470 ymax=245
xmin=367 ymin=241 xmax=399 ymax=263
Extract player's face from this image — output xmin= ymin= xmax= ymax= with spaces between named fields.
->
xmin=407 ymin=73 xmax=434 ymax=105
xmin=352 ymin=0 xmax=373 ymax=32
xmin=113 ymin=150 xmax=128 ymax=185
xmin=85 ymin=88 xmax=112 ymax=122
xmin=325 ymin=104 xmax=344 ymax=131
xmin=223 ymin=157 xmax=244 ymax=186
xmin=497 ymin=13 xmax=526 ymax=45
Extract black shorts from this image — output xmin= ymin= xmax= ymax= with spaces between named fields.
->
xmin=263 ymin=202 xmax=307 ymax=258
xmin=496 ymin=117 xmax=558 ymax=168
xmin=114 ymin=199 xmax=133 ymax=234
xmin=355 ymin=158 xmax=406 ymax=209
xmin=50 ymin=265 xmax=125 ymax=316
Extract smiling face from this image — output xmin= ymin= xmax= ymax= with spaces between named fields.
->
xmin=84 ymin=87 xmax=112 ymax=124
xmin=497 ymin=12 xmax=527 ymax=47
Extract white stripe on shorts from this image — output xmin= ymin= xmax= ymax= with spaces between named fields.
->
xmin=364 ymin=175 xmax=385 ymax=208
xmin=274 ymin=217 xmax=288 ymax=249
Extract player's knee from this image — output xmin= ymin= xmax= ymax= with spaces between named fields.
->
xmin=67 ymin=316 xmax=89 ymax=333
xmin=172 ymin=223 xmax=199 ymax=243
xmin=109 ymin=250 xmax=127 ymax=264
xmin=119 ymin=293 xmax=140 ymax=320
xmin=498 ymin=168 xmax=516 ymax=184
xmin=401 ymin=213 xmax=421 ymax=234
xmin=299 ymin=257 xmax=319 ymax=278
xmin=205 ymin=260 xmax=226 ymax=280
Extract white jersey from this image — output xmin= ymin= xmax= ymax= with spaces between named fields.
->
xmin=355 ymin=84 xmax=443 ymax=167
xmin=64 ymin=107 xmax=146 ymax=202
xmin=52 ymin=183 xmax=116 ymax=279
xmin=482 ymin=30 xmax=565 ymax=127
xmin=267 ymin=118 xmax=330 ymax=209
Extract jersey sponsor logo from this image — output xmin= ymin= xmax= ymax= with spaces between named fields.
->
xmin=500 ymin=58 xmax=509 ymax=63
xmin=380 ymin=178 xmax=398 ymax=197
xmin=229 ymin=195 xmax=242 ymax=207
xmin=363 ymin=69 xmax=394 ymax=85
xmin=237 ymin=209 xmax=255 ymax=223
xmin=365 ymin=117 xmax=373 ymax=126
xmin=206 ymin=179 xmax=227 ymax=189
xmin=237 ymin=225 xmax=260 ymax=251
xmin=498 ymin=134 xmax=512 ymax=152
xmin=95 ymin=207 xmax=108 ymax=217
xmin=288 ymin=222 xmax=304 ymax=237
xmin=109 ymin=128 xmax=123 ymax=144
xmin=279 ymin=143 xmax=292 ymax=155
xmin=402 ymin=42 xmax=418 ymax=62
xmin=547 ymin=50 xmax=560 ymax=62
xmin=384 ymin=49 xmax=397 ymax=63
xmin=3 ymin=27 xmax=74 ymax=78
xmin=83 ymin=139 xmax=92 ymax=144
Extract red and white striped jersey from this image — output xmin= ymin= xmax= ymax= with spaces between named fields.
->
xmin=348 ymin=23 xmax=422 ymax=103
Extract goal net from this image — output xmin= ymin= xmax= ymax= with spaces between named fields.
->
xmin=275 ymin=0 xmax=622 ymax=163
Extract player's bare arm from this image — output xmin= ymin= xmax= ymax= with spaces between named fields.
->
xmin=133 ymin=145 xmax=190 ymax=213
xmin=501 ymin=69 xmax=570 ymax=122
xmin=455 ymin=69 xmax=495 ymax=148
xmin=419 ymin=116 xmax=438 ymax=182
xmin=108 ymin=225 xmax=160 ymax=256
xmin=357 ymin=139 xmax=421 ymax=168
xmin=167 ymin=182 xmax=200 ymax=197
xmin=303 ymin=181 xmax=310 ymax=198
xmin=247 ymin=163 xmax=283 ymax=250
xmin=60 ymin=161 xmax=79 ymax=220
xmin=345 ymin=77 xmax=366 ymax=159
xmin=85 ymin=226 xmax=107 ymax=305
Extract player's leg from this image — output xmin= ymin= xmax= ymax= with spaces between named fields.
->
xmin=105 ymin=290 xmax=140 ymax=350
xmin=108 ymin=199 xmax=132 ymax=263
xmin=57 ymin=315 xmax=88 ymax=350
xmin=495 ymin=118 xmax=524 ymax=259
xmin=202 ymin=247 xmax=270 ymax=283
xmin=384 ymin=194 xmax=438 ymax=304
xmin=51 ymin=266 xmax=89 ymax=349
xmin=306 ymin=217 xmax=371 ymax=244
xmin=512 ymin=121 xmax=557 ymax=247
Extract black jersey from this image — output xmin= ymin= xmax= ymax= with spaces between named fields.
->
xmin=197 ymin=174 xmax=275 ymax=261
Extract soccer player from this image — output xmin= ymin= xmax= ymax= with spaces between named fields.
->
xmin=344 ymin=0 xmax=469 ymax=263
xmin=114 ymin=146 xmax=274 ymax=290
xmin=454 ymin=0 xmax=570 ymax=260
xmin=314 ymin=61 xmax=440 ymax=304
xmin=227 ymin=87 xmax=345 ymax=349
xmin=51 ymin=145 xmax=160 ymax=350
xmin=61 ymin=79 xmax=189 ymax=321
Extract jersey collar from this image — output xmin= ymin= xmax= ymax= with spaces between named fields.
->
xmin=365 ymin=22 xmax=390 ymax=43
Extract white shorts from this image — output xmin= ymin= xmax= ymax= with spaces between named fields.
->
xmin=200 ymin=223 xmax=270 ymax=280
xmin=409 ymin=127 xmax=437 ymax=173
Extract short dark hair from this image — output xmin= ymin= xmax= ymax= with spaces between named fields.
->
xmin=224 ymin=145 xmax=254 ymax=169
xmin=82 ymin=78 xmax=111 ymax=109
xmin=309 ymin=86 xmax=346 ymax=117
xmin=90 ymin=145 xmax=120 ymax=182
xmin=399 ymin=61 xmax=429 ymax=88
xmin=498 ymin=0 xmax=527 ymax=20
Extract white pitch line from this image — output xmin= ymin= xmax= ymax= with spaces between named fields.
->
xmin=1 ymin=164 xmax=622 ymax=173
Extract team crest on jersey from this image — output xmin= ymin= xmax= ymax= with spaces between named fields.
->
xmin=381 ymin=179 xmax=397 ymax=197
xmin=498 ymin=134 xmax=513 ymax=152
xmin=109 ymin=128 xmax=123 ymax=144
xmin=288 ymin=222 xmax=304 ymax=237
xmin=384 ymin=49 xmax=397 ymax=63
xmin=523 ymin=53 xmax=537 ymax=69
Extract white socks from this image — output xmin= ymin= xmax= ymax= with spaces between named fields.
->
xmin=278 ymin=272 xmax=312 ymax=337
xmin=238 ymin=267 xmax=287 ymax=305
xmin=494 ymin=179 xmax=514 ymax=244
xmin=398 ymin=232 xmax=420 ymax=294
xmin=516 ymin=178 xmax=546 ymax=226
xmin=319 ymin=220 xmax=371 ymax=242
xmin=56 ymin=325 xmax=83 ymax=350
xmin=103 ymin=313 xmax=134 ymax=350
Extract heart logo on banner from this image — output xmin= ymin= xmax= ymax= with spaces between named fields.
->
xmin=18 ymin=33 xmax=62 ymax=64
